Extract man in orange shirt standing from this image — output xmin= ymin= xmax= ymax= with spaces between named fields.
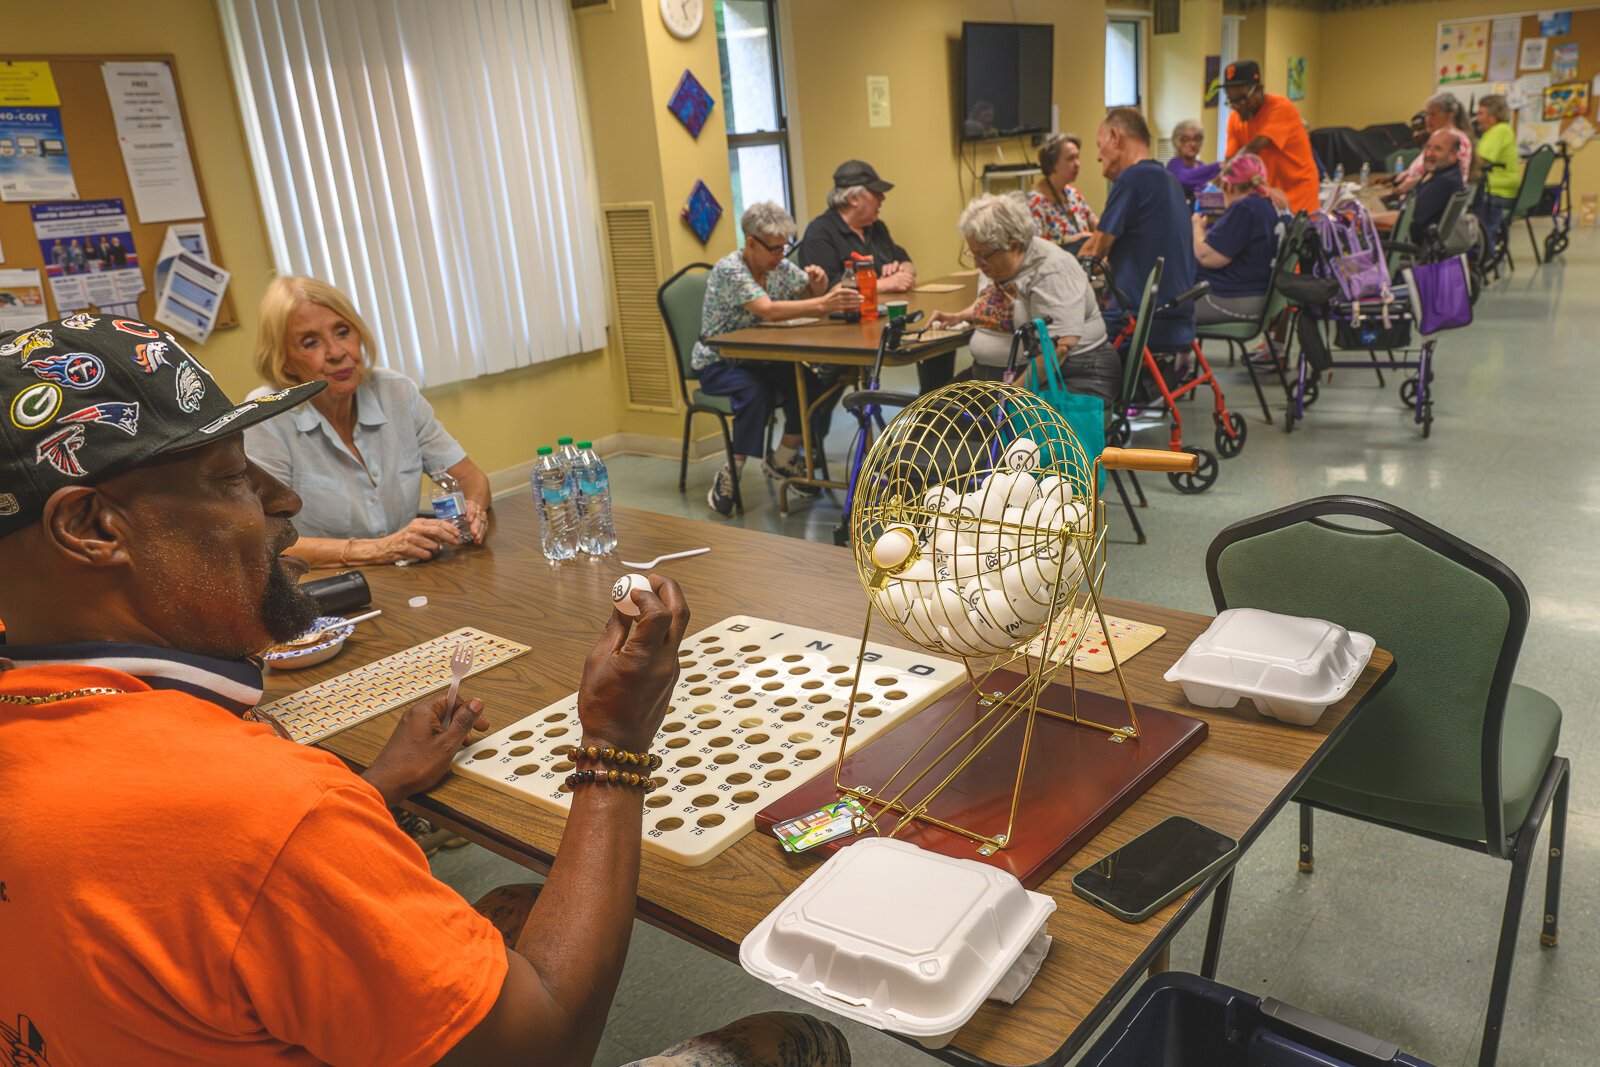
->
xmin=1223 ymin=60 xmax=1321 ymax=214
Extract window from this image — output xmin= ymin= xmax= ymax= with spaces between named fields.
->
xmin=715 ymin=0 xmax=792 ymax=239
xmin=219 ymin=0 xmax=608 ymax=388
xmin=1105 ymin=18 xmax=1143 ymax=110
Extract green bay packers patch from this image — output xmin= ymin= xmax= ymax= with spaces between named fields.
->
xmin=10 ymin=382 xmax=63 ymax=430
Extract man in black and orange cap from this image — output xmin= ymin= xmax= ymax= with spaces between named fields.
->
xmin=0 ymin=315 xmax=845 ymax=1065
xmin=1222 ymin=60 xmax=1320 ymax=214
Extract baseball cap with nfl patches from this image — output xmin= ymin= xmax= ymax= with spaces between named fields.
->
xmin=0 ymin=315 xmax=324 ymax=537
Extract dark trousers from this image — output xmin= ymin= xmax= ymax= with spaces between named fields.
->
xmin=695 ymin=358 xmax=832 ymax=458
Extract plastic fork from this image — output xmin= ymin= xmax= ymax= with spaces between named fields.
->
xmin=444 ymin=642 xmax=474 ymax=713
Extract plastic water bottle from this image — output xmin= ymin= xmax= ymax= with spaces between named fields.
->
xmin=532 ymin=446 xmax=578 ymax=562
xmin=1395 ymin=155 xmax=1406 ymax=177
xmin=1333 ymin=163 xmax=1344 ymax=183
xmin=429 ymin=469 xmax=472 ymax=544
xmin=556 ymin=436 xmax=582 ymax=471
xmin=573 ymin=441 xmax=617 ymax=556
xmin=1359 ymin=161 xmax=1371 ymax=186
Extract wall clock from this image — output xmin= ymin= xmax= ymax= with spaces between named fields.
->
xmin=660 ymin=0 xmax=703 ymax=39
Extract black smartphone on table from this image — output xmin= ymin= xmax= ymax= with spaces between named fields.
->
xmin=1071 ymin=816 xmax=1238 ymax=923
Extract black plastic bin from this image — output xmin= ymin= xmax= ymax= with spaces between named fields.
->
xmin=1077 ymin=973 xmax=1435 ymax=1067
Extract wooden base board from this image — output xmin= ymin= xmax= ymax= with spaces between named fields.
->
xmin=756 ymin=670 xmax=1207 ymax=889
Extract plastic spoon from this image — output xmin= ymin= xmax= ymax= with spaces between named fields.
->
xmin=619 ymin=547 xmax=710 ymax=569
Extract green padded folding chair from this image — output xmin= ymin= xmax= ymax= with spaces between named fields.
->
xmin=1102 ymin=257 xmax=1165 ymax=545
xmin=658 ymin=262 xmax=745 ymax=515
xmin=1497 ymin=145 xmax=1556 ymax=272
xmin=1195 ymin=212 xmax=1308 ymax=425
xmin=1203 ymin=496 xmax=1569 ymax=1067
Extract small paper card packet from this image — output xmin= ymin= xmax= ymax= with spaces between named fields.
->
xmin=772 ymin=796 xmax=870 ymax=853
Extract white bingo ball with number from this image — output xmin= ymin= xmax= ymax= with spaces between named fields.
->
xmin=1003 ymin=437 xmax=1040 ymax=473
xmin=611 ymin=573 xmax=652 ymax=616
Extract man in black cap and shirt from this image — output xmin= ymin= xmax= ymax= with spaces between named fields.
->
xmin=799 ymin=160 xmax=949 ymax=388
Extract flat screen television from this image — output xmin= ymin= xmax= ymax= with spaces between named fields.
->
xmin=960 ymin=22 xmax=1053 ymax=142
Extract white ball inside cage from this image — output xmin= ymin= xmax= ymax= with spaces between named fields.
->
xmin=853 ymin=381 xmax=1096 ymax=660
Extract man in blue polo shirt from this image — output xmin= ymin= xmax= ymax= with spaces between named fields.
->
xmin=1080 ymin=107 xmax=1197 ymax=354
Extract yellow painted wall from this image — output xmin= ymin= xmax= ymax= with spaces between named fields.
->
xmin=1260 ymin=6 xmax=1320 ymax=128
xmin=1317 ymin=0 xmax=1595 ymax=203
xmin=5 ymin=0 xmax=623 ymax=475
xmin=1150 ymin=0 xmax=1225 ymax=150
xmin=787 ymin=1 xmax=1108 ymax=280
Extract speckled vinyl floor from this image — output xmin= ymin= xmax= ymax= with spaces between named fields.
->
xmin=433 ymin=223 xmax=1598 ymax=1066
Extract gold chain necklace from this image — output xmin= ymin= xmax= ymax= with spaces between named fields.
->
xmin=0 ymin=687 xmax=128 ymax=705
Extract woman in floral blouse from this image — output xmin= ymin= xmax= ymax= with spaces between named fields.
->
xmin=1028 ymin=133 xmax=1099 ymax=247
xmin=690 ymin=201 xmax=860 ymax=516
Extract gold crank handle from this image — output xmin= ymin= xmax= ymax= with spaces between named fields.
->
xmin=1099 ymin=447 xmax=1199 ymax=474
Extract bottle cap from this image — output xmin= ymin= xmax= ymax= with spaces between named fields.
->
xmin=577 ymin=441 xmax=592 ymax=449
xmin=537 ymin=446 xmax=553 ymax=455
xmin=557 ymin=436 xmax=574 ymax=445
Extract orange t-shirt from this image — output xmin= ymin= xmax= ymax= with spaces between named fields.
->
xmin=1226 ymin=93 xmax=1321 ymax=214
xmin=0 ymin=662 xmax=508 ymax=1067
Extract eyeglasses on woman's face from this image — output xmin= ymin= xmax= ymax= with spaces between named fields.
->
xmin=751 ymin=236 xmax=793 ymax=256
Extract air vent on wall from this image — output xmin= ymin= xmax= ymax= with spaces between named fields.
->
xmin=1154 ymin=0 xmax=1180 ymax=35
xmin=601 ymin=203 xmax=676 ymax=413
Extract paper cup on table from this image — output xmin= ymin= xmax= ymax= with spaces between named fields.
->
xmin=886 ymin=300 xmax=908 ymax=320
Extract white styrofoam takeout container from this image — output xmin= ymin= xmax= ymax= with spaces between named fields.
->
xmin=1163 ymin=607 xmax=1376 ymax=726
xmin=740 ymin=838 xmax=1054 ymax=1047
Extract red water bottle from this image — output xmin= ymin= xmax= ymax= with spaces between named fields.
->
xmin=853 ymin=253 xmax=878 ymax=320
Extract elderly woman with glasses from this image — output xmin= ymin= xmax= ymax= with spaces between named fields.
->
xmin=1165 ymin=119 xmax=1223 ymax=203
xmin=691 ymin=201 xmax=861 ymax=516
xmin=928 ymin=193 xmax=1118 ymax=404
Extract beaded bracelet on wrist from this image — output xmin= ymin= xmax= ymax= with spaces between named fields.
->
xmin=564 ymin=767 xmax=658 ymax=792
xmin=571 ymin=743 xmax=662 ymax=772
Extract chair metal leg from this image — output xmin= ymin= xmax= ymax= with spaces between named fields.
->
xmin=1480 ymin=840 xmax=1537 ymax=1066
xmin=716 ymin=415 xmax=744 ymax=516
xmin=1242 ymin=347 xmax=1273 ymax=424
xmin=1541 ymin=763 xmax=1570 ymax=948
xmin=1368 ymin=350 xmax=1386 ymax=388
xmin=1527 ymin=218 xmax=1543 ymax=265
xmin=1479 ymin=756 xmax=1569 ymax=1067
xmin=1200 ymin=870 xmax=1233 ymax=980
xmin=679 ymin=411 xmax=693 ymax=493
xmin=1128 ymin=469 xmax=1148 ymax=507
xmin=1109 ymin=469 xmax=1146 ymax=544
xmin=1298 ymin=802 xmax=1315 ymax=873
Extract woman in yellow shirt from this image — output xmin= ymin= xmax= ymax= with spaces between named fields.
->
xmin=1475 ymin=95 xmax=1520 ymax=241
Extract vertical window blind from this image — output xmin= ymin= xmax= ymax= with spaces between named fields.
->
xmin=220 ymin=0 xmax=608 ymax=387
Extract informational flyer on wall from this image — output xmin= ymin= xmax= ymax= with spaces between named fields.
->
xmin=1488 ymin=19 xmax=1522 ymax=83
xmin=31 ymin=199 xmax=143 ymax=318
xmin=0 ymin=268 xmax=47 ymax=332
xmin=154 ymin=250 xmax=229 ymax=344
xmin=101 ymin=61 xmax=204 ymax=223
xmin=152 ymin=222 xmax=209 ymax=298
xmin=0 ymin=62 xmax=61 ymax=106
xmin=0 ymin=105 xmax=78 ymax=202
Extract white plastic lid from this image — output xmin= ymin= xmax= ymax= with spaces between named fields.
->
xmin=1165 ymin=608 xmax=1375 ymax=706
xmin=740 ymin=838 xmax=1054 ymax=1043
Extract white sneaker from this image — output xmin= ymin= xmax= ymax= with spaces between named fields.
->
xmin=706 ymin=464 xmax=738 ymax=517
xmin=762 ymin=450 xmax=821 ymax=497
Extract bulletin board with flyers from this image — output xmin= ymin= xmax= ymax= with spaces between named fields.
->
xmin=1437 ymin=9 xmax=1600 ymax=153
xmin=0 ymin=54 xmax=236 ymax=332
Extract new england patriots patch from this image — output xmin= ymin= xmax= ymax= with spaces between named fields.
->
xmin=61 ymin=401 xmax=140 ymax=436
